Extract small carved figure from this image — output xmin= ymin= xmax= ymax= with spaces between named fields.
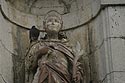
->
xmin=25 ymin=10 xmax=84 ymax=83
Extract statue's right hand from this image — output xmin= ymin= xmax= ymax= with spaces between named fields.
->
xmin=36 ymin=46 xmax=49 ymax=58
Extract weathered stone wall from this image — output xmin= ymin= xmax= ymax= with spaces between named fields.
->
xmin=0 ymin=7 xmax=13 ymax=83
xmin=101 ymin=6 xmax=125 ymax=83
xmin=107 ymin=7 xmax=125 ymax=83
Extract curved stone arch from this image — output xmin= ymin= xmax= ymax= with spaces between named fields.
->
xmin=0 ymin=0 xmax=101 ymax=31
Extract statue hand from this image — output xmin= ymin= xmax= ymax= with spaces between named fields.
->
xmin=36 ymin=46 xmax=49 ymax=58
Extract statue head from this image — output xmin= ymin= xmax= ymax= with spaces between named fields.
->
xmin=43 ymin=10 xmax=63 ymax=33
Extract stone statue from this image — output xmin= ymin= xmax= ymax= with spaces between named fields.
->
xmin=25 ymin=10 xmax=84 ymax=83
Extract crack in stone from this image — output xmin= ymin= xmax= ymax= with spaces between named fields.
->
xmin=99 ymin=71 xmax=125 ymax=83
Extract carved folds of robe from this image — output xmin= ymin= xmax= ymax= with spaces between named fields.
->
xmin=25 ymin=41 xmax=84 ymax=83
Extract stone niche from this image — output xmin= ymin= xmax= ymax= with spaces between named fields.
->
xmin=0 ymin=0 xmax=102 ymax=83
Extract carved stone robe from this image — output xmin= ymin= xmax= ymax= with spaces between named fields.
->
xmin=25 ymin=41 xmax=84 ymax=83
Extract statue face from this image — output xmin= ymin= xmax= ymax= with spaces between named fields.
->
xmin=45 ymin=16 xmax=62 ymax=32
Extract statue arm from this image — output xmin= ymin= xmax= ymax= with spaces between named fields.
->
xmin=29 ymin=44 xmax=49 ymax=71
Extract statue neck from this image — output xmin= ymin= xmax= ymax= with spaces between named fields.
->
xmin=47 ymin=31 xmax=59 ymax=40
